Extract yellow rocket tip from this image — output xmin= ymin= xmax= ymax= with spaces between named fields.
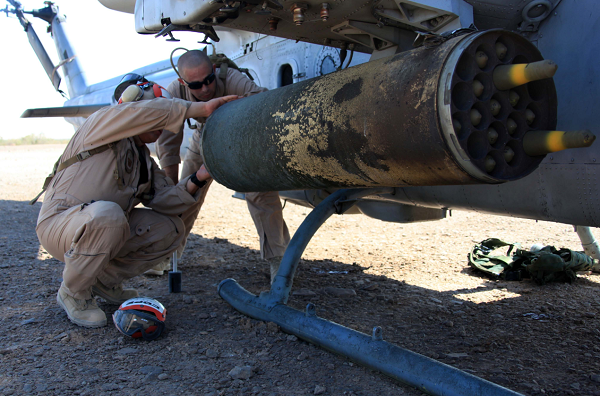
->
xmin=523 ymin=129 xmax=595 ymax=156
xmin=493 ymin=60 xmax=558 ymax=91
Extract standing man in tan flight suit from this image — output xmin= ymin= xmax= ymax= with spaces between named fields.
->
xmin=35 ymin=80 xmax=238 ymax=328
xmin=154 ymin=49 xmax=290 ymax=281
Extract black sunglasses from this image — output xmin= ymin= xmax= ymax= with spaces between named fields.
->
xmin=184 ymin=72 xmax=216 ymax=89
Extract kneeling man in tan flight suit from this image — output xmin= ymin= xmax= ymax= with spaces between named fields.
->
xmin=155 ymin=50 xmax=290 ymax=281
xmin=35 ymin=80 xmax=238 ymax=328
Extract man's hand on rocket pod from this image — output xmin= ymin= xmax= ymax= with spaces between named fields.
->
xmin=185 ymin=95 xmax=242 ymax=119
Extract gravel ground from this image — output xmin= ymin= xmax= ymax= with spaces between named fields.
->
xmin=1 ymin=144 xmax=599 ymax=396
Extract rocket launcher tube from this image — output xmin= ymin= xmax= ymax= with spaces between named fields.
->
xmin=202 ymin=30 xmax=557 ymax=191
xmin=523 ymin=130 xmax=596 ymax=156
xmin=493 ymin=60 xmax=558 ymax=91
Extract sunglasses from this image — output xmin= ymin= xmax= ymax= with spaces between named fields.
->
xmin=183 ymin=72 xmax=216 ymax=89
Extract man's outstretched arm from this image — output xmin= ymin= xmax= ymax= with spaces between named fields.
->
xmin=185 ymin=95 xmax=240 ymax=119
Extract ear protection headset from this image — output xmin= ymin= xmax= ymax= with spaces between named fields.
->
xmin=118 ymin=82 xmax=171 ymax=104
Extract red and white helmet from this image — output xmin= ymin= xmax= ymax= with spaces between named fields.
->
xmin=112 ymin=297 xmax=166 ymax=341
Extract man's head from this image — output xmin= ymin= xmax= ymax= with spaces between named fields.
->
xmin=116 ymin=81 xmax=172 ymax=144
xmin=177 ymin=50 xmax=217 ymax=102
xmin=117 ymin=81 xmax=171 ymax=104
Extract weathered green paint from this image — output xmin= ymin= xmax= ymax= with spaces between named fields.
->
xmin=202 ymin=31 xmax=555 ymax=192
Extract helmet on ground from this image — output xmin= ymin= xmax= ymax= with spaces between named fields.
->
xmin=113 ymin=297 xmax=166 ymax=341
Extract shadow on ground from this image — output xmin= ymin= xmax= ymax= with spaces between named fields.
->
xmin=1 ymin=199 xmax=599 ymax=396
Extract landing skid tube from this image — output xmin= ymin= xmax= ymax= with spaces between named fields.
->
xmin=218 ymin=188 xmax=523 ymax=396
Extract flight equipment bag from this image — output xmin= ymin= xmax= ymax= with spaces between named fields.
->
xmin=468 ymin=238 xmax=596 ymax=284
xmin=208 ymin=52 xmax=254 ymax=82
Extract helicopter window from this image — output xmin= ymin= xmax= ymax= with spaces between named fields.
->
xmin=279 ymin=64 xmax=294 ymax=87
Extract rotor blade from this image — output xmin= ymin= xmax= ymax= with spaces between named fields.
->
xmin=21 ymin=104 xmax=110 ymax=118
xmin=25 ymin=23 xmax=61 ymax=91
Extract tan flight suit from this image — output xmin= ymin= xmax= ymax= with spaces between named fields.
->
xmin=156 ymin=68 xmax=290 ymax=260
xmin=36 ymin=98 xmax=205 ymax=300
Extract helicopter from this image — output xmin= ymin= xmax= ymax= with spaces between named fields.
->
xmin=6 ymin=0 xmax=599 ymax=394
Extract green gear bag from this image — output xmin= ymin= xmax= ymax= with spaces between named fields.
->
xmin=468 ymin=238 xmax=595 ymax=284
xmin=208 ymin=53 xmax=254 ymax=82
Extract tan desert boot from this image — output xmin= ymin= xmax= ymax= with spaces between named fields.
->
xmin=57 ymin=285 xmax=107 ymax=328
xmin=143 ymin=256 xmax=171 ymax=276
xmin=91 ymin=281 xmax=139 ymax=305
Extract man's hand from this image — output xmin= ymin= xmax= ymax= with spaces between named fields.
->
xmin=196 ymin=164 xmax=212 ymax=182
xmin=186 ymin=164 xmax=212 ymax=195
xmin=186 ymin=95 xmax=241 ymax=119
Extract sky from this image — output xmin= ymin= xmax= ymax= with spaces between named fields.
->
xmin=1 ymin=0 xmax=207 ymax=139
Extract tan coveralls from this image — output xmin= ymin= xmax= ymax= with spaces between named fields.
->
xmin=156 ymin=68 xmax=290 ymax=259
xmin=36 ymin=98 xmax=203 ymax=300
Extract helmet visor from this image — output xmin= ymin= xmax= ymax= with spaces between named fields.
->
xmin=113 ymin=309 xmax=164 ymax=341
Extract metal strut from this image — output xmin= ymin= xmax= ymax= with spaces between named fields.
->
xmin=218 ymin=188 xmax=524 ymax=396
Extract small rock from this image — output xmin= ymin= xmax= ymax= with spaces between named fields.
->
xmin=53 ymin=332 xmax=69 ymax=340
xmin=0 ymin=348 xmax=14 ymax=355
xmin=232 ymin=379 xmax=244 ymax=388
xmin=183 ymin=296 xmax=193 ymax=304
xmin=158 ymin=373 xmax=169 ymax=380
xmin=430 ymin=297 xmax=443 ymax=304
xmin=198 ymin=313 xmax=210 ymax=319
xmin=287 ymin=335 xmax=298 ymax=342
xmin=35 ymin=383 xmax=48 ymax=392
xmin=101 ymin=383 xmax=119 ymax=391
xmin=206 ymin=349 xmax=219 ymax=358
xmin=590 ymin=374 xmax=600 ymax=383
xmin=570 ymin=382 xmax=580 ymax=390
xmin=314 ymin=385 xmax=326 ymax=395
xmin=292 ymin=289 xmax=317 ymax=297
xmin=297 ymin=352 xmax=308 ymax=361
xmin=139 ymin=366 xmax=163 ymax=375
xmin=322 ymin=287 xmax=356 ymax=298
xmin=229 ymin=365 xmax=253 ymax=380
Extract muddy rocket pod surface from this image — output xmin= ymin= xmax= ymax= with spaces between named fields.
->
xmin=202 ymin=30 xmax=557 ymax=192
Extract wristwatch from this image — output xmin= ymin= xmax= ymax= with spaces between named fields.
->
xmin=189 ymin=173 xmax=207 ymax=189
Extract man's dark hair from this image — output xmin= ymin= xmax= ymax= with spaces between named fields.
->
xmin=177 ymin=50 xmax=212 ymax=73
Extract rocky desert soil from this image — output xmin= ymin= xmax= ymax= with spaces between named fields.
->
xmin=1 ymin=144 xmax=599 ymax=396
